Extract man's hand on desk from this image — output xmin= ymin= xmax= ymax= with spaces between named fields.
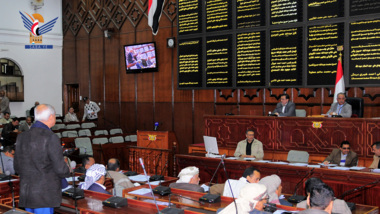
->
xmin=323 ymin=161 xmax=329 ymax=166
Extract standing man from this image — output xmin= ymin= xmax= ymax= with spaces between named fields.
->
xmin=14 ymin=104 xmax=70 ymax=213
xmin=29 ymin=101 xmax=40 ymax=117
xmin=82 ymin=97 xmax=100 ymax=122
xmin=323 ymin=141 xmax=358 ymax=167
xmin=0 ymin=90 xmax=10 ymax=117
xmin=369 ymin=141 xmax=380 ymax=169
xmin=273 ymin=94 xmax=296 ymax=117
xmin=326 ymin=92 xmax=352 ymax=118
xmin=234 ymin=129 xmax=264 ymax=159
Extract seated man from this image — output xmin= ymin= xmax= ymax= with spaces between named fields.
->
xmin=234 ymin=129 xmax=264 ymax=159
xmin=64 ymin=107 xmax=79 ymax=122
xmin=19 ymin=116 xmax=33 ymax=132
xmin=326 ymin=93 xmax=352 ymax=118
xmin=273 ymin=94 xmax=296 ymax=117
xmin=369 ymin=141 xmax=380 ymax=169
xmin=297 ymin=178 xmax=351 ymax=214
xmin=75 ymin=156 xmax=95 ymax=173
xmin=0 ymin=146 xmax=15 ymax=175
xmin=169 ymin=166 xmax=204 ymax=192
xmin=259 ymin=174 xmax=292 ymax=206
xmin=0 ymin=112 xmax=12 ymax=124
xmin=219 ymin=183 xmax=270 ymax=214
xmin=106 ymin=158 xmax=134 ymax=196
xmin=82 ymin=164 xmax=111 ymax=195
xmin=210 ymin=166 xmax=261 ymax=197
xmin=1 ymin=117 xmax=19 ymax=146
xmin=298 ymin=183 xmax=334 ymax=214
xmin=323 ymin=141 xmax=358 ymax=167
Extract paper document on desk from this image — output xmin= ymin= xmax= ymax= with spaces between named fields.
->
xmin=201 ymin=184 xmax=209 ymax=192
xmin=65 ymin=176 xmax=80 ymax=182
xmin=129 ymin=188 xmax=152 ymax=196
xmin=329 ymin=166 xmax=349 ymax=170
xmin=143 ymin=199 xmax=170 ymax=206
xmin=149 ymin=180 xmax=164 ymax=185
xmin=373 ymin=169 xmax=380 ymax=173
xmin=129 ymin=174 xmax=150 ymax=182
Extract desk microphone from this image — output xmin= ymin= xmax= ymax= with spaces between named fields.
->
xmin=102 ymin=170 xmax=128 ymax=208
xmin=139 ymin=158 xmax=184 ymax=214
xmin=154 ymin=122 xmax=159 ymax=131
xmin=287 ymin=168 xmax=315 ymax=203
xmin=220 ymin=155 xmax=238 ymax=214
xmin=4 ymin=171 xmax=27 ymax=214
xmin=199 ymin=154 xmax=225 ymax=203
xmin=337 ymin=179 xmax=380 ymax=210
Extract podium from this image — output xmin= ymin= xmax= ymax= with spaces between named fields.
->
xmin=137 ymin=131 xmax=178 ymax=151
xmin=127 ymin=131 xmax=178 ymax=176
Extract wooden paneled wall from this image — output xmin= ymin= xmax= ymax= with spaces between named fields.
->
xmin=62 ymin=0 xmax=380 ymax=154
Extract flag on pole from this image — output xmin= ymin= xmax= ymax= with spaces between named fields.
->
xmin=333 ymin=57 xmax=345 ymax=103
xmin=148 ymin=0 xmax=165 ymax=35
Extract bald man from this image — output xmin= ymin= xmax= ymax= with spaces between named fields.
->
xmin=106 ymin=158 xmax=134 ymax=196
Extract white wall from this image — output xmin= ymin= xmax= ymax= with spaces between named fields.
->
xmin=0 ymin=0 xmax=63 ymax=116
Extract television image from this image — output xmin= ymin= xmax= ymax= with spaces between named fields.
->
xmin=123 ymin=42 xmax=158 ymax=73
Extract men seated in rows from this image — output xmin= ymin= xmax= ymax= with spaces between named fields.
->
xmin=297 ymin=178 xmax=351 ymax=214
xmin=298 ymin=183 xmax=335 ymax=214
xmin=369 ymin=141 xmax=380 ymax=169
xmin=81 ymin=164 xmax=111 ymax=195
xmin=273 ymin=94 xmax=296 ymax=117
xmin=323 ymin=141 xmax=358 ymax=167
xmin=0 ymin=112 xmax=12 ymax=124
xmin=19 ymin=116 xmax=33 ymax=132
xmin=1 ymin=117 xmax=19 ymax=147
xmin=64 ymin=107 xmax=79 ymax=122
xmin=234 ymin=129 xmax=264 ymax=159
xmin=326 ymin=93 xmax=352 ymax=118
xmin=219 ymin=183 xmax=270 ymax=214
xmin=106 ymin=158 xmax=134 ymax=196
xmin=0 ymin=146 xmax=15 ymax=175
xmin=210 ymin=166 xmax=261 ymax=197
xmin=259 ymin=174 xmax=292 ymax=206
xmin=169 ymin=166 xmax=204 ymax=193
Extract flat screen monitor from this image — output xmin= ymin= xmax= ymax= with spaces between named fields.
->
xmin=123 ymin=42 xmax=158 ymax=74
xmin=204 ymin=136 xmax=219 ymax=154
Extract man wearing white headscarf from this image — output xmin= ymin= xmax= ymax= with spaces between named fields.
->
xmin=169 ymin=166 xmax=204 ymax=192
xmin=81 ymin=164 xmax=111 ymax=195
xmin=219 ymin=183 xmax=270 ymax=214
xmin=258 ymin=174 xmax=292 ymax=206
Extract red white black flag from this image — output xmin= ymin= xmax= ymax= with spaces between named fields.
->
xmin=148 ymin=0 xmax=165 ymax=35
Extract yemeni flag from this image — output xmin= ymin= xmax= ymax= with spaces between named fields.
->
xmin=333 ymin=57 xmax=345 ymax=103
xmin=148 ymin=0 xmax=165 ymax=35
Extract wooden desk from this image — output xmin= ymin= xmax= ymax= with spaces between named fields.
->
xmin=193 ymin=115 xmax=380 ymax=167
xmin=176 ymin=154 xmax=380 ymax=208
xmin=61 ymin=189 xmax=202 ymax=214
xmin=125 ymin=173 xmax=178 ymax=186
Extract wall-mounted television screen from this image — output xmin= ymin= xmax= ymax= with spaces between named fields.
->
xmin=123 ymin=42 xmax=158 ymax=74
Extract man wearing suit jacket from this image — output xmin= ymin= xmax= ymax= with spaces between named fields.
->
xmin=369 ymin=141 xmax=380 ymax=169
xmin=323 ymin=141 xmax=358 ymax=167
xmin=326 ymin=93 xmax=352 ymax=118
xmin=273 ymin=94 xmax=296 ymax=117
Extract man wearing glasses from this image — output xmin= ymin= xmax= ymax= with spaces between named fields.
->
xmin=369 ymin=141 xmax=380 ymax=169
xmin=234 ymin=129 xmax=264 ymax=159
xmin=323 ymin=141 xmax=358 ymax=167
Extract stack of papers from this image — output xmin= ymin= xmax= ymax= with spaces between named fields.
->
xmin=129 ymin=174 xmax=150 ymax=182
xmin=329 ymin=166 xmax=349 ymax=170
xmin=288 ymin=163 xmax=308 ymax=167
xmin=307 ymin=165 xmax=321 ymax=168
xmin=350 ymin=166 xmax=365 ymax=170
xmin=269 ymin=161 xmax=288 ymax=165
xmin=373 ymin=169 xmax=380 ymax=173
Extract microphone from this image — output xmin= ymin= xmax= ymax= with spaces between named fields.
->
xmin=287 ymin=168 xmax=315 ymax=203
xmin=199 ymin=154 xmax=225 ymax=203
xmin=150 ymin=152 xmax=164 ymax=181
xmin=220 ymin=155 xmax=238 ymax=214
xmin=154 ymin=122 xmax=159 ymax=131
xmin=337 ymin=179 xmax=380 ymax=210
xmin=139 ymin=158 xmax=184 ymax=214
xmin=4 ymin=171 xmax=27 ymax=214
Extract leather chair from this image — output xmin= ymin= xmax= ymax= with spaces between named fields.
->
xmin=345 ymin=97 xmax=364 ymax=118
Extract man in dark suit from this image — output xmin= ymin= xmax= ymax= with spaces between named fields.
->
xmin=14 ymin=104 xmax=71 ymax=214
xmin=84 ymin=164 xmax=111 ymax=195
xmin=273 ymin=94 xmax=296 ymax=117
xmin=326 ymin=93 xmax=352 ymax=118
xmin=323 ymin=141 xmax=358 ymax=167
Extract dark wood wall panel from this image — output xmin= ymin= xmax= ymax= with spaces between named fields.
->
xmin=174 ymin=103 xmax=193 ymax=154
xmin=63 ymin=0 xmax=380 ymax=155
